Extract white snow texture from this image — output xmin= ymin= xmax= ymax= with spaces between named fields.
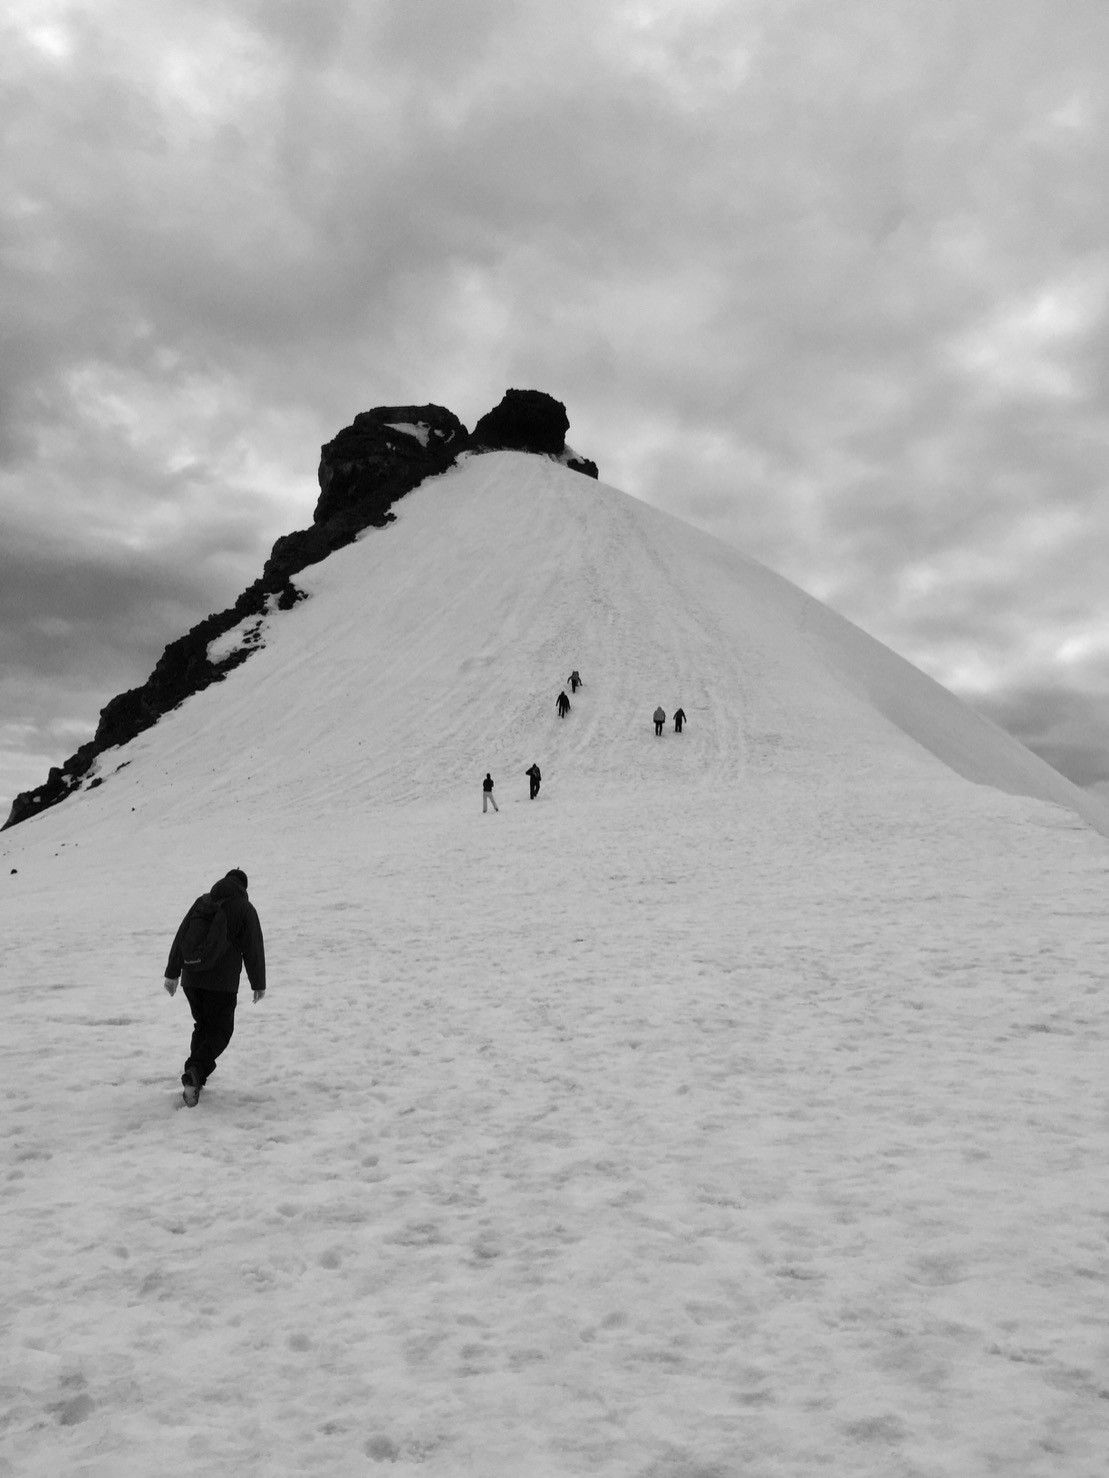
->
xmin=2 ymin=452 xmax=1108 ymax=1477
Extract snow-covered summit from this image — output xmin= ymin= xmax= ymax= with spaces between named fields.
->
xmin=13 ymin=449 xmax=1109 ymax=841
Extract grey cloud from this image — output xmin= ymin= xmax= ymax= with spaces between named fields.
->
xmin=976 ymin=682 xmax=1109 ymax=789
xmin=0 ymin=527 xmax=246 ymax=682
xmin=0 ymin=519 xmax=275 ymax=813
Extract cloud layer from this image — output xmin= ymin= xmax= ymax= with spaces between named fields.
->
xmin=3 ymin=0 xmax=1108 ymax=809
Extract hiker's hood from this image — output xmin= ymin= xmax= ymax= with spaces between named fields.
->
xmin=210 ymin=875 xmax=247 ymax=903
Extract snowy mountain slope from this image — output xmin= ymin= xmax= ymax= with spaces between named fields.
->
xmin=3 ymin=451 xmax=1108 ymax=1477
xmin=14 ymin=449 xmax=1109 ymax=840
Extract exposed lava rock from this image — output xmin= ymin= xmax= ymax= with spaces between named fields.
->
xmin=4 ymin=393 xmax=597 ymax=829
xmin=470 ymin=389 xmax=570 ymax=457
xmin=564 ymin=452 xmax=599 ymax=479
xmin=262 ymin=405 xmax=466 ymax=585
xmin=3 ymin=405 xmax=465 ymax=830
xmin=315 ymin=405 xmax=467 ymax=525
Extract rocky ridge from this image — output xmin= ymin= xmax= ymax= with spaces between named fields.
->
xmin=4 ymin=390 xmax=596 ymax=829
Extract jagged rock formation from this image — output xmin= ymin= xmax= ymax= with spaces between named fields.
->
xmin=470 ymin=389 xmax=598 ymax=478
xmin=471 ymin=388 xmax=569 ymax=455
xmin=263 ymin=404 xmax=467 ymax=585
xmin=4 ymin=392 xmax=597 ymax=829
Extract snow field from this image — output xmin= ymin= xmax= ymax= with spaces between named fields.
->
xmin=2 ymin=452 xmax=1108 ymax=1474
xmin=3 ymin=773 xmax=1108 ymax=1476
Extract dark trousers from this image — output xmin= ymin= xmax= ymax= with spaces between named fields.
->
xmin=529 ymin=779 xmax=540 ymax=799
xmin=183 ymin=985 xmax=237 ymax=1086
xmin=654 ymin=721 xmax=663 ymax=735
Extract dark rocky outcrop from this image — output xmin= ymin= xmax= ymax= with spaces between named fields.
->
xmin=4 ymin=392 xmax=596 ymax=829
xmin=4 ymin=405 xmax=467 ymax=830
xmin=262 ymin=405 xmax=467 ymax=586
xmin=470 ymin=390 xmax=598 ymax=478
xmin=4 ymin=571 xmax=310 ymax=828
xmin=471 ymin=389 xmax=570 ymax=457
xmin=315 ymin=405 xmax=466 ymax=525
xmin=564 ymin=452 xmax=599 ymax=479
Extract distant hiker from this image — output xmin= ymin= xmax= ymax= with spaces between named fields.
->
xmin=568 ymin=670 xmax=582 ymax=693
xmin=556 ymin=690 xmax=571 ymax=718
xmin=483 ymin=772 xmax=499 ymax=813
xmin=163 ymin=868 xmax=265 ymax=1107
xmin=673 ymin=707 xmax=686 ymax=733
xmin=525 ymin=763 xmax=542 ymax=800
xmin=653 ymin=706 xmax=666 ymax=736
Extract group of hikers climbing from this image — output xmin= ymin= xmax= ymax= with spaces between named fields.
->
xmin=654 ymin=706 xmax=686 ymax=736
xmin=486 ymin=669 xmax=580 ymax=810
xmin=163 ymin=670 xmax=688 ymax=1107
xmin=483 ymin=759 xmax=542 ymax=811
xmin=555 ymin=668 xmax=581 ymax=718
xmin=484 ymin=671 xmax=688 ymax=814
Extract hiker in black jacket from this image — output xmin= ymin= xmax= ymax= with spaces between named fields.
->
xmin=525 ymin=762 xmax=541 ymax=799
xmin=482 ymin=772 xmax=499 ymax=813
xmin=673 ymin=707 xmax=686 ymax=733
xmin=163 ymin=868 xmax=266 ymax=1106
xmin=556 ymin=690 xmax=571 ymax=718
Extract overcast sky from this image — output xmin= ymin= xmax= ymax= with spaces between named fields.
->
xmin=3 ymin=0 xmax=1108 ymax=815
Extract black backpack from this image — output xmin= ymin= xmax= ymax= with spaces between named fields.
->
xmin=179 ymin=894 xmax=230 ymax=973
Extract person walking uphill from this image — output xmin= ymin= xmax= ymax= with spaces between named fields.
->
xmin=525 ymin=763 xmax=541 ymax=799
xmin=556 ymin=690 xmax=572 ymax=718
xmin=673 ymin=707 xmax=686 ymax=733
xmin=483 ymin=772 xmax=499 ymax=812
xmin=568 ymin=670 xmax=582 ymax=693
xmin=653 ymin=706 xmax=666 ymax=736
xmin=163 ymin=868 xmax=265 ymax=1107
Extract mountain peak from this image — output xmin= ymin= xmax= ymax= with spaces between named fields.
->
xmin=471 ymin=389 xmax=598 ymax=477
xmin=3 ymin=391 xmax=597 ymax=829
xmin=6 ymin=416 xmax=1105 ymax=840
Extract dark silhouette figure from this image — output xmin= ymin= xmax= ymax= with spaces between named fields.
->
xmin=525 ymin=763 xmax=542 ymax=799
xmin=163 ymin=868 xmax=266 ymax=1107
xmin=556 ymin=691 xmax=571 ymax=718
xmin=482 ymin=772 xmax=499 ymax=813
xmin=568 ymin=670 xmax=582 ymax=693
xmin=653 ymin=706 xmax=666 ymax=736
xmin=673 ymin=708 xmax=686 ymax=733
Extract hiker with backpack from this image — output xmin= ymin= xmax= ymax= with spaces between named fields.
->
xmin=653 ymin=706 xmax=666 ymax=736
xmin=525 ymin=762 xmax=541 ymax=799
xmin=163 ymin=868 xmax=266 ymax=1106
xmin=556 ymin=690 xmax=571 ymax=718
xmin=568 ymin=670 xmax=582 ymax=693
xmin=673 ymin=707 xmax=686 ymax=733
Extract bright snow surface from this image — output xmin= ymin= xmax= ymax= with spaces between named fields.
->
xmin=3 ymin=452 xmax=1108 ymax=1476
